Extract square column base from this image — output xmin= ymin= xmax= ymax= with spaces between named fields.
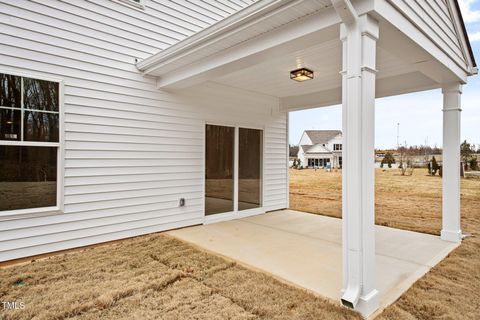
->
xmin=356 ymin=289 xmax=379 ymax=318
xmin=441 ymin=229 xmax=462 ymax=242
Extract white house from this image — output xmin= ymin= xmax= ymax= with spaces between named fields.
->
xmin=0 ymin=0 xmax=476 ymax=316
xmin=297 ymin=130 xmax=343 ymax=168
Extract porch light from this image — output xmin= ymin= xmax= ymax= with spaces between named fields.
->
xmin=290 ymin=68 xmax=314 ymax=82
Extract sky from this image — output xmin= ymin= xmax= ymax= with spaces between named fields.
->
xmin=289 ymin=0 xmax=480 ymax=149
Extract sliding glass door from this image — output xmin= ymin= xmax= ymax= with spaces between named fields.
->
xmin=205 ymin=125 xmax=263 ymax=217
xmin=205 ymin=124 xmax=235 ymax=215
xmin=238 ymin=128 xmax=262 ymax=211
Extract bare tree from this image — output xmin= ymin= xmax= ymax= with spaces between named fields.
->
xmin=398 ymin=143 xmax=415 ymax=176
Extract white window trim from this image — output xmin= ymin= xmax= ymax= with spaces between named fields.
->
xmin=0 ymin=68 xmax=65 ymax=218
xmin=202 ymin=121 xmax=266 ymax=224
xmin=112 ymin=0 xmax=145 ymax=10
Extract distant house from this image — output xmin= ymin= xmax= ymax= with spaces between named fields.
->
xmin=297 ymin=130 xmax=342 ymax=169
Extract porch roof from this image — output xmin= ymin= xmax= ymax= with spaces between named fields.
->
xmin=136 ymin=0 xmax=334 ymax=76
xmin=137 ymin=0 xmax=476 ymax=99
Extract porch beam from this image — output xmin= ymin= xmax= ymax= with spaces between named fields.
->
xmin=441 ymin=83 xmax=463 ymax=242
xmin=279 ymin=87 xmax=341 ymax=112
xmin=279 ymin=71 xmax=438 ymax=112
xmin=339 ymin=13 xmax=379 ymax=317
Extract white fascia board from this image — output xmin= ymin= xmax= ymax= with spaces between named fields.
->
xmin=136 ymin=0 xmax=298 ymax=72
xmin=155 ymin=8 xmax=341 ymax=89
xmin=375 ymin=0 xmax=469 ymax=83
xmin=446 ymin=0 xmax=477 ymax=74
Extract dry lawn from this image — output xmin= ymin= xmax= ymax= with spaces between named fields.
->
xmin=0 ymin=234 xmax=361 ymax=320
xmin=1 ymin=169 xmax=478 ymax=320
xmin=290 ymin=168 xmax=480 ymax=319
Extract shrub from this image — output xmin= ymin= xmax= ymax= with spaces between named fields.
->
xmin=470 ymin=158 xmax=478 ymax=171
xmin=431 ymin=156 xmax=439 ymax=176
xmin=381 ymin=152 xmax=395 ymax=169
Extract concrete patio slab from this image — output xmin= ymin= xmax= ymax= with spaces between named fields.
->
xmin=166 ymin=210 xmax=459 ymax=316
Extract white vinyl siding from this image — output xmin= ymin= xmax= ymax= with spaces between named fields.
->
xmin=389 ymin=0 xmax=468 ymax=71
xmin=0 ymin=0 xmax=286 ymax=262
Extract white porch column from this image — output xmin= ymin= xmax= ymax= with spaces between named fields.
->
xmin=441 ymin=83 xmax=463 ymax=242
xmin=340 ymin=14 xmax=379 ymax=317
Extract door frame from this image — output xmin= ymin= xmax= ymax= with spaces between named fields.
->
xmin=203 ymin=121 xmax=265 ymax=224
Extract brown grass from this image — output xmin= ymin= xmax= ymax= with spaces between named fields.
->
xmin=290 ymin=168 xmax=480 ymax=319
xmin=0 ymin=234 xmax=361 ymax=320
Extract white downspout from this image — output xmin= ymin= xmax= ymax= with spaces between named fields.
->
xmin=332 ymin=0 xmax=362 ymax=309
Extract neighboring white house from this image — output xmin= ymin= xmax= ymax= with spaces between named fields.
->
xmin=297 ymin=130 xmax=342 ymax=168
xmin=0 ymin=0 xmax=476 ymax=317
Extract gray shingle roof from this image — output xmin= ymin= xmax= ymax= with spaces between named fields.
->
xmin=305 ymin=130 xmax=342 ymax=145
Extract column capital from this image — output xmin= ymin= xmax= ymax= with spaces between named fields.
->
xmin=441 ymin=83 xmax=463 ymax=95
xmin=339 ymin=14 xmax=379 ymax=41
xmin=359 ymin=14 xmax=379 ymax=41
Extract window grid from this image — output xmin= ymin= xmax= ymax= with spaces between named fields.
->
xmin=0 ymin=75 xmax=60 ymax=145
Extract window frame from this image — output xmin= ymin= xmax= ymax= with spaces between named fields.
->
xmin=0 ymin=68 xmax=64 ymax=218
xmin=203 ymin=120 xmax=265 ymax=224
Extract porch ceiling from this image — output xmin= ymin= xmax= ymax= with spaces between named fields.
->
xmin=212 ymin=39 xmax=415 ymax=98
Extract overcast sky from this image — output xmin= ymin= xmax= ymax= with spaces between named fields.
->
xmin=289 ymin=0 xmax=480 ymax=149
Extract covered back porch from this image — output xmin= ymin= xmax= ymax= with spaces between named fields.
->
xmin=138 ymin=0 xmax=476 ymax=317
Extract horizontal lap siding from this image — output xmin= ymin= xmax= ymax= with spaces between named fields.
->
xmin=393 ymin=0 xmax=467 ymax=70
xmin=264 ymin=116 xmax=288 ymax=211
xmin=0 ymin=0 xmax=287 ymax=262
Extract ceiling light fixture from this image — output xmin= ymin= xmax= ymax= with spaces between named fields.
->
xmin=290 ymin=67 xmax=314 ymax=82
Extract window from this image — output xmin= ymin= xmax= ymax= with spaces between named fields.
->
xmin=205 ymin=125 xmax=235 ymax=215
xmin=238 ymin=128 xmax=262 ymax=211
xmin=333 ymin=143 xmax=342 ymax=151
xmin=0 ymin=73 xmax=61 ymax=214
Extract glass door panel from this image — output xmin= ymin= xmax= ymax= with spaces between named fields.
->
xmin=205 ymin=124 xmax=235 ymax=215
xmin=238 ymin=128 xmax=262 ymax=210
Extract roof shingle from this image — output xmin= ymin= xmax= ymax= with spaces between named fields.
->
xmin=305 ymin=130 xmax=342 ymax=145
